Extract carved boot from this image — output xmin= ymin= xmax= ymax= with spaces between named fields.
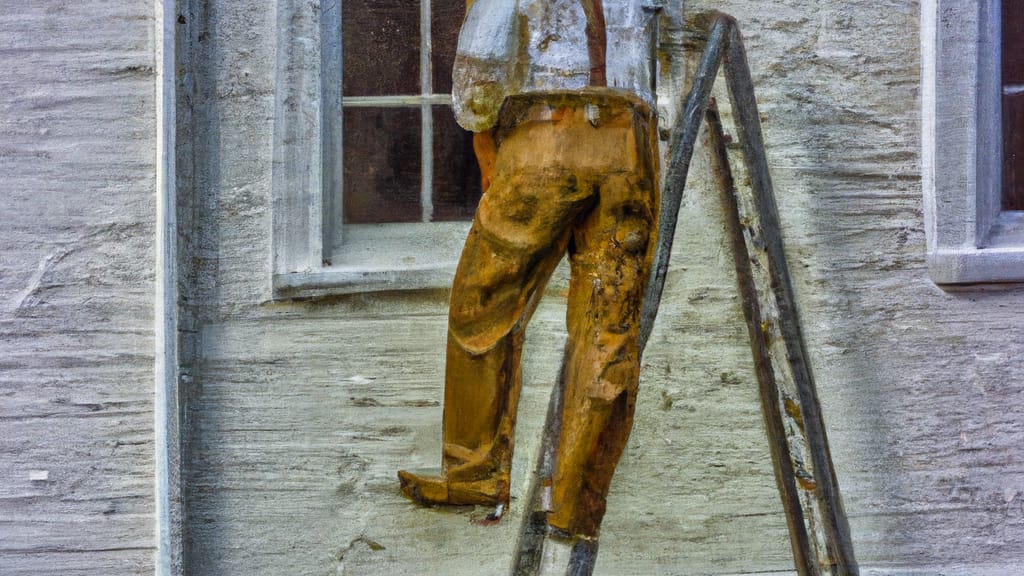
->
xmin=398 ymin=436 xmax=514 ymax=506
xmin=397 ymin=465 xmax=509 ymax=507
xmin=397 ymin=332 xmax=522 ymax=508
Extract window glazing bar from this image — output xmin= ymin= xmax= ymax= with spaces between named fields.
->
xmin=342 ymin=94 xmax=453 ymax=107
xmin=420 ymin=0 xmax=435 ymax=222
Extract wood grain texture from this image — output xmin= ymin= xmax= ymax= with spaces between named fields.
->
xmin=177 ymin=0 xmax=1024 ymax=575
xmin=0 ymin=1 xmax=157 ymax=575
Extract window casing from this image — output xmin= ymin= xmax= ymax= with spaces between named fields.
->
xmin=923 ymin=0 xmax=1024 ymax=283
xmin=272 ymin=0 xmax=478 ymax=297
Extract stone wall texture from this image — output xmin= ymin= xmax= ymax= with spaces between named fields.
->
xmin=3 ymin=0 xmax=1024 ymax=575
xmin=0 ymin=1 xmax=158 ymax=575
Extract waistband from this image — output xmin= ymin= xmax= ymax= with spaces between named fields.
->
xmin=496 ymin=88 xmax=655 ymax=135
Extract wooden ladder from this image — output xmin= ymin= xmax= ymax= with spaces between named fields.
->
xmin=511 ymin=12 xmax=860 ymax=576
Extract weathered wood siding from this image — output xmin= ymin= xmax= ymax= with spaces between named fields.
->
xmin=0 ymin=1 xmax=157 ymax=575
xmin=177 ymin=0 xmax=1024 ymax=574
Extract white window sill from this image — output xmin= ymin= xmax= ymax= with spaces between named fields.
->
xmin=928 ymin=212 xmax=1024 ymax=284
xmin=273 ymin=222 xmax=471 ymax=297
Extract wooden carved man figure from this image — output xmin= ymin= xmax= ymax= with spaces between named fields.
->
xmin=399 ymin=0 xmax=663 ymax=540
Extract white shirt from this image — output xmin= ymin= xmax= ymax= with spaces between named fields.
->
xmin=452 ymin=0 xmax=663 ymax=132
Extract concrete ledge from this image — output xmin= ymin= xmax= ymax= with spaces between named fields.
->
xmin=273 ymin=264 xmax=457 ymax=298
xmin=928 ymin=246 xmax=1024 ymax=284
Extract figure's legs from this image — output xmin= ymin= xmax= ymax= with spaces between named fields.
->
xmin=548 ymin=169 xmax=657 ymax=538
xmin=400 ymin=143 xmax=594 ymax=506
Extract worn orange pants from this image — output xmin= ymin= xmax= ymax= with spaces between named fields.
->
xmin=442 ymin=90 xmax=659 ymax=537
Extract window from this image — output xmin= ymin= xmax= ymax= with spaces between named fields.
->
xmin=272 ymin=0 xmax=480 ymax=297
xmin=923 ymin=0 xmax=1024 ymax=283
xmin=339 ymin=0 xmax=480 ymax=226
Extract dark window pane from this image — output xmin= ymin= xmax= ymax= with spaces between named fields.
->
xmin=1004 ymin=92 xmax=1024 ymax=210
xmin=1004 ymin=0 xmax=1024 ymax=85
xmin=343 ymin=1 xmax=420 ymax=96
xmin=431 ymin=0 xmax=465 ymax=94
xmin=344 ymin=107 xmax=422 ymax=223
xmin=1004 ymin=1 xmax=1024 ymax=209
xmin=432 ymin=106 xmax=482 ymax=221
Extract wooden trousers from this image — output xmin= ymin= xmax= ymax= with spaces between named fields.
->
xmin=443 ymin=91 xmax=659 ymax=537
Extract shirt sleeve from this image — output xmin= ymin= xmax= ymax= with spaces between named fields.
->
xmin=451 ymin=0 xmax=521 ymax=132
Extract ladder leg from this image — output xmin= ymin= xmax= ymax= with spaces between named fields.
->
xmin=710 ymin=29 xmax=859 ymax=571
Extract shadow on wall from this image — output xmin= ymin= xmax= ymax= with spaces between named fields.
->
xmin=734 ymin=0 xmax=1024 ymax=569
xmin=178 ymin=0 xmax=224 ymax=570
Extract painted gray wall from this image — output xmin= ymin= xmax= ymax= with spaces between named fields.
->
xmin=3 ymin=0 xmax=1024 ymax=575
xmin=0 ymin=1 xmax=158 ymax=575
xmin=178 ymin=0 xmax=1024 ymax=574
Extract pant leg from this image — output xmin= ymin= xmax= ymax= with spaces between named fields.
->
xmin=442 ymin=149 xmax=595 ymax=487
xmin=549 ymin=167 xmax=658 ymax=537
xmin=441 ymin=227 xmax=565 ymax=485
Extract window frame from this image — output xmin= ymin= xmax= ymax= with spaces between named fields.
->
xmin=923 ymin=0 xmax=1024 ymax=284
xmin=271 ymin=0 xmax=472 ymax=298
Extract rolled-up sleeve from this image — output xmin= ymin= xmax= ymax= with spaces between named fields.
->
xmin=451 ymin=0 xmax=521 ymax=132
